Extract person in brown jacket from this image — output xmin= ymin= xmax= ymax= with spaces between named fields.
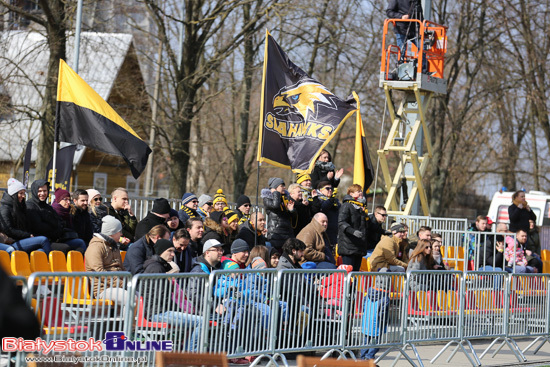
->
xmin=85 ymin=215 xmax=127 ymax=301
xmin=369 ymin=223 xmax=409 ymax=272
xmin=297 ymin=213 xmax=336 ymax=269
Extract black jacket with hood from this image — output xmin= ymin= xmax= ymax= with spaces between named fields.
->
xmin=25 ymin=180 xmax=64 ymax=241
xmin=0 ymin=191 xmax=31 ymax=240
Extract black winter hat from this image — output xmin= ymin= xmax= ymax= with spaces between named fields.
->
xmin=210 ymin=211 xmax=224 ymax=224
xmin=236 ymin=195 xmax=251 ymax=208
xmin=152 ymin=198 xmax=171 ymax=215
xmin=154 ymin=239 xmax=175 ymax=255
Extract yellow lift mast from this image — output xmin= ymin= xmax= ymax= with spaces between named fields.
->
xmin=378 ymin=18 xmax=448 ymax=216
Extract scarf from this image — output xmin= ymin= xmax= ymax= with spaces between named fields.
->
xmin=180 ymin=205 xmax=199 ymax=219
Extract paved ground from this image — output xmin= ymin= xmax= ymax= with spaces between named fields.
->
xmin=258 ymin=338 xmax=550 ymax=367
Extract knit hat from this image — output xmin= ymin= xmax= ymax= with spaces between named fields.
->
xmin=212 ymin=189 xmax=227 ymax=207
xmin=223 ymin=207 xmax=239 ymax=224
xmin=86 ymin=189 xmax=101 ymax=205
xmin=231 ymin=239 xmax=249 ymax=254
xmin=296 ymin=173 xmax=311 ymax=185
xmin=317 ymin=180 xmax=332 ymax=190
xmin=268 ymin=177 xmax=285 ymax=189
xmin=203 ymin=239 xmax=223 ymax=254
xmin=198 ymin=194 xmax=213 ymax=207
xmin=154 ymin=239 xmax=175 ymax=255
xmin=169 ymin=209 xmax=179 ymax=218
xmin=301 ymin=261 xmax=317 ymax=269
xmin=54 ymin=188 xmax=70 ymax=203
xmin=210 ymin=211 xmax=224 ymax=224
xmin=390 ymin=222 xmax=407 ymax=233
xmin=152 ymin=198 xmax=171 ymax=215
xmin=7 ymin=178 xmax=25 ymax=196
xmin=181 ymin=193 xmax=198 ymax=206
xmin=101 ymin=215 xmax=123 ymax=236
xmin=236 ymin=195 xmax=251 ymax=208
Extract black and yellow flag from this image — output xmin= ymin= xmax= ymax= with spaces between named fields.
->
xmin=56 ymin=59 xmax=151 ymax=179
xmin=352 ymin=92 xmax=375 ymax=193
xmin=257 ymin=31 xmax=357 ymax=173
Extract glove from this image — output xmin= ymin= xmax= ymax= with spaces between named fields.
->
xmin=353 ymin=230 xmax=363 ymax=238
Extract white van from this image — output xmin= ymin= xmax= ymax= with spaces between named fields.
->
xmin=487 ymin=191 xmax=550 ymax=227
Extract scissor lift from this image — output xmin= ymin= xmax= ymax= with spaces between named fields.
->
xmin=378 ymin=19 xmax=448 ymax=216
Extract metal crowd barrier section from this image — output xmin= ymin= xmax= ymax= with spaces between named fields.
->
xmin=386 ymin=215 xmax=468 ymax=233
xmin=522 ymin=275 xmax=550 ymax=355
xmin=482 ymin=274 xmax=550 ymax=362
xmin=25 ymin=271 xmax=133 ymax=367
xmin=127 ymin=273 xmax=210 ymax=364
xmin=458 ymin=271 xmax=508 ymax=365
xmin=343 ymin=272 xmax=415 ymax=366
xmin=202 ymin=269 xmax=277 ymax=362
xmin=270 ymin=269 xmax=347 ymax=362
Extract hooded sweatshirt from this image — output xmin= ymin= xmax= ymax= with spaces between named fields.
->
xmin=26 ymin=179 xmax=64 ymax=241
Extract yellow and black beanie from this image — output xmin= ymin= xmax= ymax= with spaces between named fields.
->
xmin=223 ymin=207 xmax=239 ymax=224
xmin=296 ymin=173 xmax=311 ymax=185
xmin=213 ymin=189 xmax=228 ymax=208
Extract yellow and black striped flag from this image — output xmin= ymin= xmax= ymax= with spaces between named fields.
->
xmin=55 ymin=59 xmax=151 ymax=178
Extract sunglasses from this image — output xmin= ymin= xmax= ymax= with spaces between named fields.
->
xmin=191 ymin=200 xmax=199 ymax=203
xmin=205 ymin=202 xmax=213 ymax=206
xmin=377 ymin=213 xmax=388 ymax=217
xmin=322 ymin=187 xmax=333 ymax=191
xmin=94 ymin=197 xmax=102 ymax=202
xmin=243 ymin=204 xmax=251 ymax=207
xmin=425 ymin=246 xmax=432 ymax=249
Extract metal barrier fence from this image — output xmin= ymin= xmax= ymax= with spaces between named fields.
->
xmin=8 ymin=270 xmax=550 ymax=367
xmin=386 ymin=215 xmax=469 ymax=233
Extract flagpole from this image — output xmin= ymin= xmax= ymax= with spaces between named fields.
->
xmin=254 ymin=161 xmax=261 ymax=248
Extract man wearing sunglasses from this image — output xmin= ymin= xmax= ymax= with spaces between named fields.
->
xmin=235 ymin=195 xmax=252 ymax=225
xmin=311 ymin=181 xmax=340 ymax=247
xmin=197 ymin=194 xmax=213 ymax=219
xmin=179 ymin=193 xmax=200 ymax=225
xmin=366 ymin=206 xmax=390 ymax=258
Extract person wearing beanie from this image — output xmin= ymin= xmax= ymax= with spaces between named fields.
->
xmin=0 ymin=178 xmax=52 ymax=255
xmin=196 ymin=194 xmax=213 ymax=219
xmin=310 ymin=149 xmax=343 ymax=190
xmin=85 ymin=215 xmax=126 ymax=298
xmin=106 ymin=187 xmax=138 ymax=247
xmin=143 ymin=239 xmax=177 ymax=274
xmin=288 ymin=183 xmax=312 ymax=236
xmin=134 ymin=198 xmax=172 ymax=241
xmin=86 ymin=188 xmax=108 ymax=234
xmin=166 ymin=209 xmax=184 ymax=233
xmin=235 ymin=195 xmax=252 ymax=225
xmin=296 ymin=173 xmax=312 ymax=188
xmin=50 ymin=188 xmax=87 ymax=252
xmin=311 ymin=180 xmax=340 ymax=247
xmin=212 ymin=189 xmax=228 ymax=212
xmin=228 ymin=239 xmax=250 ymax=269
xmin=262 ymin=178 xmax=296 ymax=251
xmin=178 ymin=193 xmax=200 ymax=225
xmin=124 ymin=224 xmax=171 ymax=275
xmin=201 ymin=209 xmax=235 ymax=255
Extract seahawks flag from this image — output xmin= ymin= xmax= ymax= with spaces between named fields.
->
xmin=55 ymin=59 xmax=151 ymax=179
xmin=257 ymin=31 xmax=358 ymax=173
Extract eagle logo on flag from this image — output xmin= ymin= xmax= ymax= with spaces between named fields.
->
xmin=272 ymin=80 xmax=338 ymax=121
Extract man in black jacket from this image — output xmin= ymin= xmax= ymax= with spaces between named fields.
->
xmin=261 ymin=177 xmax=296 ymax=250
xmin=365 ymin=206 xmax=390 ymax=257
xmin=135 ymin=198 xmax=171 ymax=240
xmin=337 ymin=184 xmax=368 ymax=271
xmin=71 ymin=189 xmax=93 ymax=244
xmin=386 ymin=0 xmax=424 ymax=51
